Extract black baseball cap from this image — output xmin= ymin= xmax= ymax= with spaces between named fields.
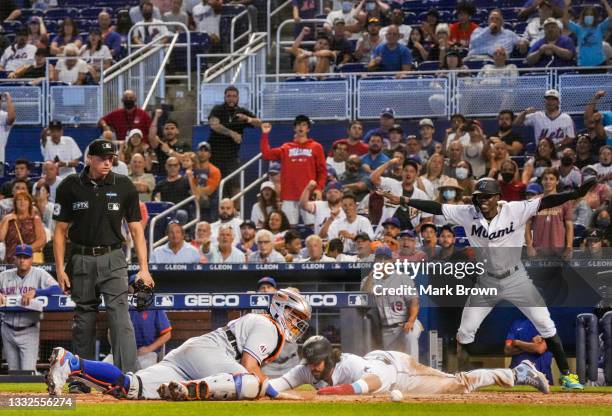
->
xmin=439 ymin=224 xmax=455 ymax=236
xmin=354 ymin=232 xmax=371 ymax=242
xmin=389 ymin=124 xmax=404 ymax=134
xmin=473 ymin=178 xmax=501 ymax=195
xmin=240 ymin=220 xmax=256 ymax=229
xmin=48 ymin=120 xmax=63 ymax=129
xmin=294 ymin=114 xmax=312 ymax=126
xmin=88 ymin=139 xmax=117 ymax=156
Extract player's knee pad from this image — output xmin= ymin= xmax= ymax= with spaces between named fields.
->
xmin=202 ymin=373 xmax=260 ymax=400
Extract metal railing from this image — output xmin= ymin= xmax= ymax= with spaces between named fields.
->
xmin=142 ymin=32 xmax=180 ymax=109
xmin=148 ymin=196 xmax=200 ymax=256
xmin=218 ymin=152 xmax=265 ymax=216
xmin=230 ymin=8 xmax=253 ymax=53
xmin=267 ymin=0 xmax=293 ymax=51
xmin=276 ymin=18 xmax=327 ymax=75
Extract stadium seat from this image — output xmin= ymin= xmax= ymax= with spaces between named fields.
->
xmin=511 ymin=156 xmax=526 ymax=169
xmin=145 ymin=201 xmax=178 ymax=242
xmin=464 ymin=60 xmax=488 ymax=70
xmin=19 ymin=8 xmax=44 ymax=20
xmin=404 ymin=12 xmax=418 ymax=25
xmin=79 ymin=7 xmax=108 ymax=20
xmin=338 ymin=63 xmax=367 ymax=73
xmin=2 ymin=20 xmax=23 ymax=32
xmin=45 ymin=8 xmax=79 ymax=20
xmin=418 ymin=61 xmax=439 ymax=71
xmin=524 ymin=141 xmax=536 ymax=155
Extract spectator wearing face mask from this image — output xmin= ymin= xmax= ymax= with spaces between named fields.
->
xmin=324 ymin=0 xmax=363 ymax=39
xmin=522 ymin=137 xmax=559 ymax=183
xmin=562 ymin=0 xmax=612 ymax=68
xmin=590 ymin=207 xmax=611 ymax=244
xmin=433 ymin=178 xmax=463 ymax=226
xmin=558 ymin=148 xmax=582 ymax=190
xmin=497 ymin=159 xmax=526 ymax=202
xmin=454 ymin=160 xmax=475 ymax=198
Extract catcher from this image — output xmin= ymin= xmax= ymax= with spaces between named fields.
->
xmin=159 ymin=335 xmax=549 ymax=400
xmin=46 ymin=289 xmax=311 ymax=400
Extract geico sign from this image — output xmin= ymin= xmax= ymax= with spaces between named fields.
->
xmin=184 ymin=294 xmax=240 ymax=307
xmin=303 ymin=294 xmax=337 ymax=307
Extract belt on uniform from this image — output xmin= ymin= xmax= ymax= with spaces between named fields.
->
xmin=224 ymin=326 xmax=241 ymax=360
xmin=487 ymin=265 xmax=519 ymax=279
xmin=72 ymin=243 xmax=123 ymax=256
xmin=2 ymin=321 xmax=38 ymax=331
xmin=382 ymin=322 xmax=404 ymax=329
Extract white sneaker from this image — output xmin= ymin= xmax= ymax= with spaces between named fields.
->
xmin=513 ymin=360 xmax=550 ymax=394
xmin=46 ymin=347 xmax=76 ymax=396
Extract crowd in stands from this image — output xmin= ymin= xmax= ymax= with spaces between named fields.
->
xmin=284 ymin=0 xmax=612 ymax=74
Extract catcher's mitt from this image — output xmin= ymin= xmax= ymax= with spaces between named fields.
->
xmin=131 ymin=279 xmax=154 ymax=311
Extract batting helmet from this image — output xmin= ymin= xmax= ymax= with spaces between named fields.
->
xmin=301 ymin=335 xmax=332 ymax=365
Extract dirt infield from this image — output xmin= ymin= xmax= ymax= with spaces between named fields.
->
xmin=1 ymin=390 xmax=611 ymax=406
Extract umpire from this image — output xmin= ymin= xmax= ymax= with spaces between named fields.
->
xmin=52 ymin=139 xmax=154 ymax=375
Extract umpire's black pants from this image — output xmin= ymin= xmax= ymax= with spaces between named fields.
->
xmin=69 ymin=249 xmax=137 ymax=372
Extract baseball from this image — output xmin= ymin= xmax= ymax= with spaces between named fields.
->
xmin=390 ymin=389 xmax=403 ymax=402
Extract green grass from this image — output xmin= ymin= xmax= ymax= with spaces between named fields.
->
xmin=0 ymin=384 xmax=610 ymax=416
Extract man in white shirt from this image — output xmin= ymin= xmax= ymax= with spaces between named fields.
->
xmin=0 ymin=28 xmax=36 ymax=73
xmin=205 ymin=225 xmax=246 ymax=263
xmin=247 ymin=229 xmax=285 ymax=263
xmin=0 ymin=92 xmax=16 ymax=170
xmin=326 ymin=142 xmax=348 ymax=178
xmin=327 ymin=192 xmax=374 ymax=254
xmin=130 ymin=0 xmax=162 ymax=23
xmin=133 ymin=0 xmax=170 ymax=44
xmin=210 ymin=198 xmax=243 ymax=244
xmin=593 ymin=146 xmax=612 ymax=187
xmin=150 ymin=222 xmax=201 ymax=263
xmin=33 ymin=161 xmax=60 ymax=203
xmin=299 ymin=180 xmax=346 ymax=236
xmin=40 ymin=120 xmax=82 ymax=179
xmin=514 ymin=89 xmax=575 ymax=148
xmin=324 ymin=0 xmax=363 ymax=39
xmin=522 ymin=0 xmax=554 ymax=46
xmin=192 ymin=0 xmax=222 ymax=41
xmin=301 ymin=234 xmax=334 ymax=262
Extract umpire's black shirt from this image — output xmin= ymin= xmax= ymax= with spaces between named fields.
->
xmin=208 ymin=103 xmax=256 ymax=163
xmin=53 ymin=167 xmax=141 ymax=246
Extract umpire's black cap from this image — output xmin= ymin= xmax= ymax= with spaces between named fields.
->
xmin=473 ymin=178 xmax=501 ymax=195
xmin=88 ymin=139 xmax=118 ymax=156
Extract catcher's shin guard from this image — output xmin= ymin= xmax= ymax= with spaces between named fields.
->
xmin=176 ymin=373 xmax=261 ymax=401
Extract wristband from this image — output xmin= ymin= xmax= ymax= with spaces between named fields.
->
xmin=351 ymin=379 xmax=369 ymax=395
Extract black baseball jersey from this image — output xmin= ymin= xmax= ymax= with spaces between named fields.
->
xmin=53 ymin=167 xmax=141 ymax=246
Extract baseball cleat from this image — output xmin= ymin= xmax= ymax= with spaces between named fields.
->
xmin=168 ymin=380 xmax=209 ymax=401
xmin=157 ymin=383 xmax=172 ymax=400
xmin=560 ymin=373 xmax=584 ymax=390
xmin=168 ymin=381 xmax=189 ymax=401
xmin=46 ymin=347 xmax=76 ymax=396
xmin=513 ymin=360 xmax=550 ymax=394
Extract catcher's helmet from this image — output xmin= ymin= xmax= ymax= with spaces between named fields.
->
xmin=301 ymin=335 xmax=332 ymax=365
xmin=472 ymin=178 xmax=501 ymax=195
xmin=269 ymin=289 xmax=311 ymax=343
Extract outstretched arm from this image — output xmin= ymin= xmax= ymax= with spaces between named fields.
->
xmin=378 ymin=190 xmax=444 ymax=215
xmin=538 ymin=177 xmax=596 ymax=211
xmin=318 ymin=374 xmax=382 ymax=395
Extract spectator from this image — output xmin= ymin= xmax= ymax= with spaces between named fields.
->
xmin=585 ymin=90 xmax=611 ymax=133
xmin=519 ymin=0 xmax=563 ymax=21
xmin=526 ymin=168 xmax=573 ymax=258
xmin=331 ymin=121 xmax=368 ymax=156
xmin=130 ymin=0 xmax=163 ymax=23
xmin=436 ymin=224 xmax=461 ymax=261
xmin=407 ymin=26 xmax=429 ymax=64
xmin=248 ymin=229 xmax=285 ymax=263
xmin=192 ymin=0 xmax=222 ymax=43
xmin=324 ymin=0 xmax=363 ymax=36
xmin=468 ymin=9 xmax=527 ymax=58
xmin=0 ymin=192 xmax=46 ymax=263
xmin=417 ymin=118 xmax=439 ymax=162
xmin=0 ymin=244 xmax=61 ymax=371
xmin=53 ymin=44 xmax=89 ymax=85
xmin=582 ymin=228 xmax=607 ymax=258
xmin=505 ymin=318 xmax=554 ymax=385
xmin=151 ymin=157 xmax=192 ymax=214
xmin=264 ymin=210 xmax=290 ymax=242
xmin=287 ymin=27 xmax=336 ymax=74
xmin=444 ymin=141 xmax=464 ymax=178
xmin=50 ymin=17 xmax=83 ymax=56
xmin=526 ymin=18 xmax=574 ymax=66
xmin=354 ymin=17 xmax=383 ymax=63
xmin=478 ymin=47 xmax=519 ymax=80
xmin=180 ymin=151 xmax=195 ymax=172
xmin=326 ymin=237 xmax=352 ymax=261
xmin=7 ymin=47 xmax=49 ymax=84
xmin=328 ymin=192 xmax=374 ymax=254
xmin=514 ymin=89 xmax=575 ymax=148
xmin=420 ymin=8 xmax=440 ymax=45
xmin=498 ymin=159 xmax=526 ymax=202
xmin=378 ymin=216 xmax=401 ymax=242
xmin=149 ymin=112 xmax=190 ymax=173
xmin=443 ymin=113 xmax=468 ymax=150
xmin=522 ymin=137 xmax=559 ymax=183
xmin=419 ymin=153 xmax=449 ymax=200
xmin=236 ymin=220 xmax=257 ymax=255
xmin=116 ymin=10 xmax=135 ymax=48
xmin=256 ymin=276 xmax=276 ymax=293
xmin=210 ymin=198 xmax=242 ymax=243
xmin=133 ymin=0 xmax=170 ymax=44
xmin=0 ymin=92 xmax=15 ymax=169
xmin=301 ymin=180 xmax=345 ymax=236
xmin=329 ymin=19 xmax=355 ymax=65
xmin=0 ymin=180 xmax=30 ymax=217
xmin=491 ymin=110 xmax=524 ymax=156
xmin=449 ymin=1 xmax=478 ymax=49
xmin=338 ymin=155 xmax=369 ymax=201
xmin=368 ymin=25 xmax=413 ymax=73
xmin=251 ymin=181 xmax=278 ymax=229
xmin=39 ymin=120 xmax=82 ymax=179
xmin=0 ymin=0 xmax=20 ymax=22
xmin=575 ymin=134 xmax=597 ymax=169
xmin=80 ymin=28 xmax=113 ymax=83
xmin=100 ymin=90 xmax=152 ymax=143
xmin=522 ymin=0 xmax=555 ymax=46
xmin=593 ymin=145 xmax=612 ymax=187
xmin=0 ymin=160 xmax=33 ymax=198
xmin=163 ymin=0 xmax=189 ymax=31
xmin=33 ymin=162 xmax=60 ymax=203
xmin=292 ymin=0 xmax=317 ymax=38
xmin=557 ymin=147 xmax=581 ymax=191
xmin=486 ymin=138 xmax=511 ymax=178
xmin=362 ymin=0 xmax=389 ymax=22
xmin=590 ymin=207 xmax=612 ymax=242
xmin=526 ymin=182 xmax=543 ymax=200
xmin=206 ymin=224 xmax=246 ymax=263
xmin=120 ymin=129 xmax=150 ymax=164
xmin=365 ymin=108 xmax=396 ymax=143
xmin=420 ymin=223 xmax=439 ymax=259
xmin=208 ymin=86 xmax=261 ymax=197
xmin=27 ymin=17 xmax=48 ymax=50
xmin=563 ymin=0 xmax=611 ymax=68
xmin=0 ymin=28 xmax=37 ymax=73
xmin=260 ymin=118 xmax=326 ymax=226
xmin=35 ymin=182 xmax=55 ymax=235
xmin=128 ymin=153 xmax=156 ymax=202
xmin=327 ymin=141 xmax=348 ymax=177
xmin=191 ymin=221 xmax=212 ymax=259
xmin=428 ymin=23 xmax=451 ymax=62
xmin=280 ymin=229 xmax=303 ymax=262
xmin=396 ymin=229 xmax=426 ymax=261
xmin=190 ymin=141 xmax=221 ymax=221
xmin=302 ymin=234 xmax=334 ymax=262
xmin=380 ymin=9 xmax=411 ymax=46
xmin=361 ymin=133 xmax=390 ymax=173
xmin=354 ymin=232 xmax=374 ymax=261
xmin=99 ymin=11 xmax=123 ymax=60
xmin=434 ymin=178 xmax=463 ymax=225
xmin=372 ymin=158 xmax=432 ymax=230
xmin=150 ymin=222 xmax=200 ymax=263
xmin=455 ymin=160 xmax=475 ymax=196
xmin=383 ymin=150 xmax=406 ymax=181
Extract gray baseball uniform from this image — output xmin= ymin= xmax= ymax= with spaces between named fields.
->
xmin=0 ymin=266 xmax=59 ymax=371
